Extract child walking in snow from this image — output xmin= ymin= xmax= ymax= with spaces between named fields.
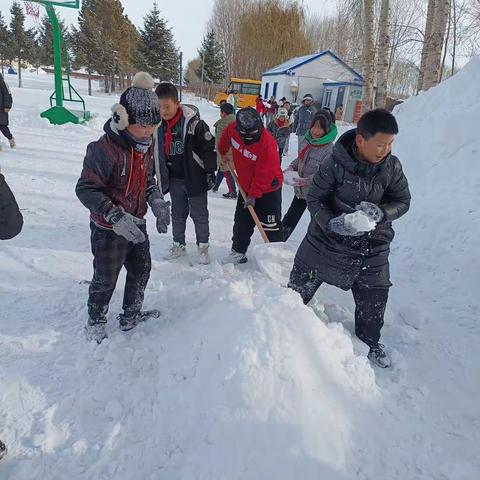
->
xmin=213 ymin=102 xmax=237 ymax=199
xmin=267 ymin=107 xmax=291 ymax=162
xmin=0 ymin=74 xmax=15 ymax=150
xmin=282 ymin=110 xmax=337 ymax=240
xmin=218 ymin=107 xmax=284 ymax=264
xmin=288 ymin=109 xmax=411 ymax=368
xmin=76 ymin=73 xmax=169 ymax=344
xmin=154 ymin=82 xmax=217 ymax=264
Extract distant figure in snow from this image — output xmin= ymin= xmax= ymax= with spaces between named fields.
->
xmin=293 ymin=93 xmax=317 ymax=154
xmin=288 ymin=109 xmax=411 ymax=368
xmin=255 ymin=94 xmax=266 ymax=123
xmin=0 ymin=73 xmax=15 ymax=150
xmin=213 ymin=102 xmax=237 ymax=199
xmin=226 ymin=89 xmax=238 ymax=113
xmin=265 ymin=95 xmax=278 ymax=126
xmin=267 ymin=107 xmax=291 ymax=162
xmin=76 ymin=72 xmax=167 ymax=344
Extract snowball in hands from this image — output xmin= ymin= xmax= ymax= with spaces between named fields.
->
xmin=344 ymin=210 xmax=377 ymax=233
xmin=283 ymin=170 xmax=301 ymax=186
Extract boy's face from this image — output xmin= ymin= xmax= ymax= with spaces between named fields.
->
xmin=127 ymin=124 xmax=156 ymax=140
xmin=159 ymin=98 xmax=180 ymax=121
xmin=356 ymin=132 xmax=395 ymax=164
xmin=283 ymin=102 xmax=291 ymax=109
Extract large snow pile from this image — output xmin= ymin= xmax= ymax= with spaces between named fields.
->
xmin=0 ymin=68 xmax=479 ymax=480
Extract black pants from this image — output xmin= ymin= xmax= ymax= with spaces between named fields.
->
xmin=288 ymin=262 xmax=389 ymax=347
xmin=278 ymin=148 xmax=284 ymax=164
xmin=282 ymin=195 xmax=307 ymax=240
xmin=232 ymin=189 xmax=283 ymax=254
xmin=88 ymin=223 xmax=151 ymax=321
xmin=0 ymin=125 xmax=12 ymax=140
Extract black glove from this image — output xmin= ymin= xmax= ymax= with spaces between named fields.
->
xmin=148 ymin=191 xmax=170 ymax=234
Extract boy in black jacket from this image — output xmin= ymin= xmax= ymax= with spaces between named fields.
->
xmin=0 ymin=73 xmax=15 ymax=149
xmin=0 ymin=165 xmax=23 ymax=240
xmin=289 ymin=109 xmax=411 ymax=368
xmin=154 ymin=82 xmax=217 ymax=264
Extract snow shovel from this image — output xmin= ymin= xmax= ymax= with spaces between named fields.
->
xmin=225 ymin=159 xmax=270 ymax=243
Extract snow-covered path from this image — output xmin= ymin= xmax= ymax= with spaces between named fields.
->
xmin=0 ymin=70 xmax=478 ymax=480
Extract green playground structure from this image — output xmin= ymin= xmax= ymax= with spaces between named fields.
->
xmin=31 ymin=0 xmax=90 ymax=125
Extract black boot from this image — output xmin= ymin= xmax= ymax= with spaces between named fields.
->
xmin=0 ymin=440 xmax=7 ymax=460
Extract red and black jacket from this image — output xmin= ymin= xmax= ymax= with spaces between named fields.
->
xmin=76 ymin=120 xmax=159 ymax=228
xmin=218 ymin=122 xmax=283 ymax=198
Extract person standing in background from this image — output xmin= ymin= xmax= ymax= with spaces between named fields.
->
xmin=0 ymin=73 xmax=15 ymax=150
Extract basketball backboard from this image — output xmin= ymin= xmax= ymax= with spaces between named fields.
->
xmin=30 ymin=0 xmax=79 ymax=9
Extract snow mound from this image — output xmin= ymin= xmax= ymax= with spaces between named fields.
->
xmin=393 ymin=56 xmax=480 ymax=301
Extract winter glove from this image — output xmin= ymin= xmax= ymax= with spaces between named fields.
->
xmin=243 ymin=195 xmax=256 ymax=209
xmin=148 ymin=192 xmax=170 ymax=234
xmin=105 ymin=206 xmax=146 ymax=244
xmin=355 ymin=201 xmax=384 ymax=223
xmin=327 ymin=211 xmax=375 ymax=236
xmin=292 ymin=176 xmax=310 ymax=187
xmin=206 ymin=173 xmax=216 ymax=190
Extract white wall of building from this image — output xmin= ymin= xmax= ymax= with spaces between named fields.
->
xmin=261 ymin=53 xmax=362 ymax=105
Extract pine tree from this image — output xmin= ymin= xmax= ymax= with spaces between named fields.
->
xmin=9 ymin=1 xmax=28 ymax=87
xmin=0 ymin=11 xmax=13 ymax=76
xmin=196 ymin=28 xmax=225 ymax=85
xmin=137 ymin=2 xmax=179 ymax=82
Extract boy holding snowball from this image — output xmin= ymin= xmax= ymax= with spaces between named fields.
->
xmin=288 ymin=109 xmax=411 ymax=368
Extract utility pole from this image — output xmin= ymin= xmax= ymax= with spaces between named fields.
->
xmin=179 ymin=51 xmax=183 ymax=102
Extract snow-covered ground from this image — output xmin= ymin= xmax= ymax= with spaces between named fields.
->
xmin=0 ymin=66 xmax=479 ymax=480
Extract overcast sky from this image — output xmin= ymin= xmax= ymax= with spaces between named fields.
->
xmin=5 ymin=0 xmax=337 ymax=63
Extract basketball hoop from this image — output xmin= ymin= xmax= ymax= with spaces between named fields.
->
xmin=24 ymin=1 xmax=41 ymax=20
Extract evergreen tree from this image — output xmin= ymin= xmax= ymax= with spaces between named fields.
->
xmin=137 ymin=2 xmax=179 ymax=82
xmin=0 ymin=11 xmax=13 ymax=75
xmin=196 ymin=28 xmax=225 ymax=84
xmin=9 ymin=1 xmax=28 ymax=87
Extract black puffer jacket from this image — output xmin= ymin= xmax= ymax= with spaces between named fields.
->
xmin=0 ymin=74 xmax=13 ymax=126
xmin=0 ymin=173 xmax=23 ymax=240
xmin=153 ymin=105 xmax=217 ymax=197
xmin=295 ymin=129 xmax=411 ymax=290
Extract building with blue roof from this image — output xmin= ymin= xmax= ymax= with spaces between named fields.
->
xmin=261 ymin=49 xmax=364 ymax=122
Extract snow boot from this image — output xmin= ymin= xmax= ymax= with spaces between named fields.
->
xmin=85 ymin=318 xmax=108 ymax=344
xmin=9 ymin=137 xmax=16 ymax=149
xmin=222 ymin=249 xmax=248 ymax=265
xmin=198 ymin=242 xmax=211 ymax=265
xmin=164 ymin=241 xmax=186 ymax=260
xmin=0 ymin=440 xmax=7 ymax=461
xmin=368 ymin=344 xmax=391 ymax=368
xmin=222 ymin=192 xmax=238 ymax=199
xmin=118 ymin=309 xmax=160 ymax=331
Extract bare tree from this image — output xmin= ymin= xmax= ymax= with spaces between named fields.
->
xmin=417 ymin=0 xmax=436 ymax=92
xmin=209 ymin=0 xmax=252 ymax=79
xmin=375 ymin=0 xmax=391 ymax=107
xmin=362 ymin=0 xmax=375 ymax=111
xmin=423 ymin=0 xmax=450 ymax=90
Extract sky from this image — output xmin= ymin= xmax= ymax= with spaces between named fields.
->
xmin=2 ymin=0 xmax=337 ymax=63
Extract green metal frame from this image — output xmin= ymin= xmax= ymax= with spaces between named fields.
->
xmin=31 ymin=0 xmax=90 ymax=125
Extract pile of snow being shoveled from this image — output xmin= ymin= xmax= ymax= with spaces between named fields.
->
xmin=0 ymin=69 xmax=479 ymax=480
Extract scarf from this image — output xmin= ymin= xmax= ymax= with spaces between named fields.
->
xmin=164 ymin=108 xmax=183 ymax=157
xmin=299 ymin=124 xmax=338 ymax=160
xmin=275 ymin=118 xmax=289 ymax=128
xmin=121 ymin=129 xmax=153 ymax=154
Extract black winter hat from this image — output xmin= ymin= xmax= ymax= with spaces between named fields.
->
xmin=111 ymin=72 xmax=160 ymax=130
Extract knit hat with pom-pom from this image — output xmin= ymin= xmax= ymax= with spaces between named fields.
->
xmin=111 ymin=72 xmax=160 ymax=130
